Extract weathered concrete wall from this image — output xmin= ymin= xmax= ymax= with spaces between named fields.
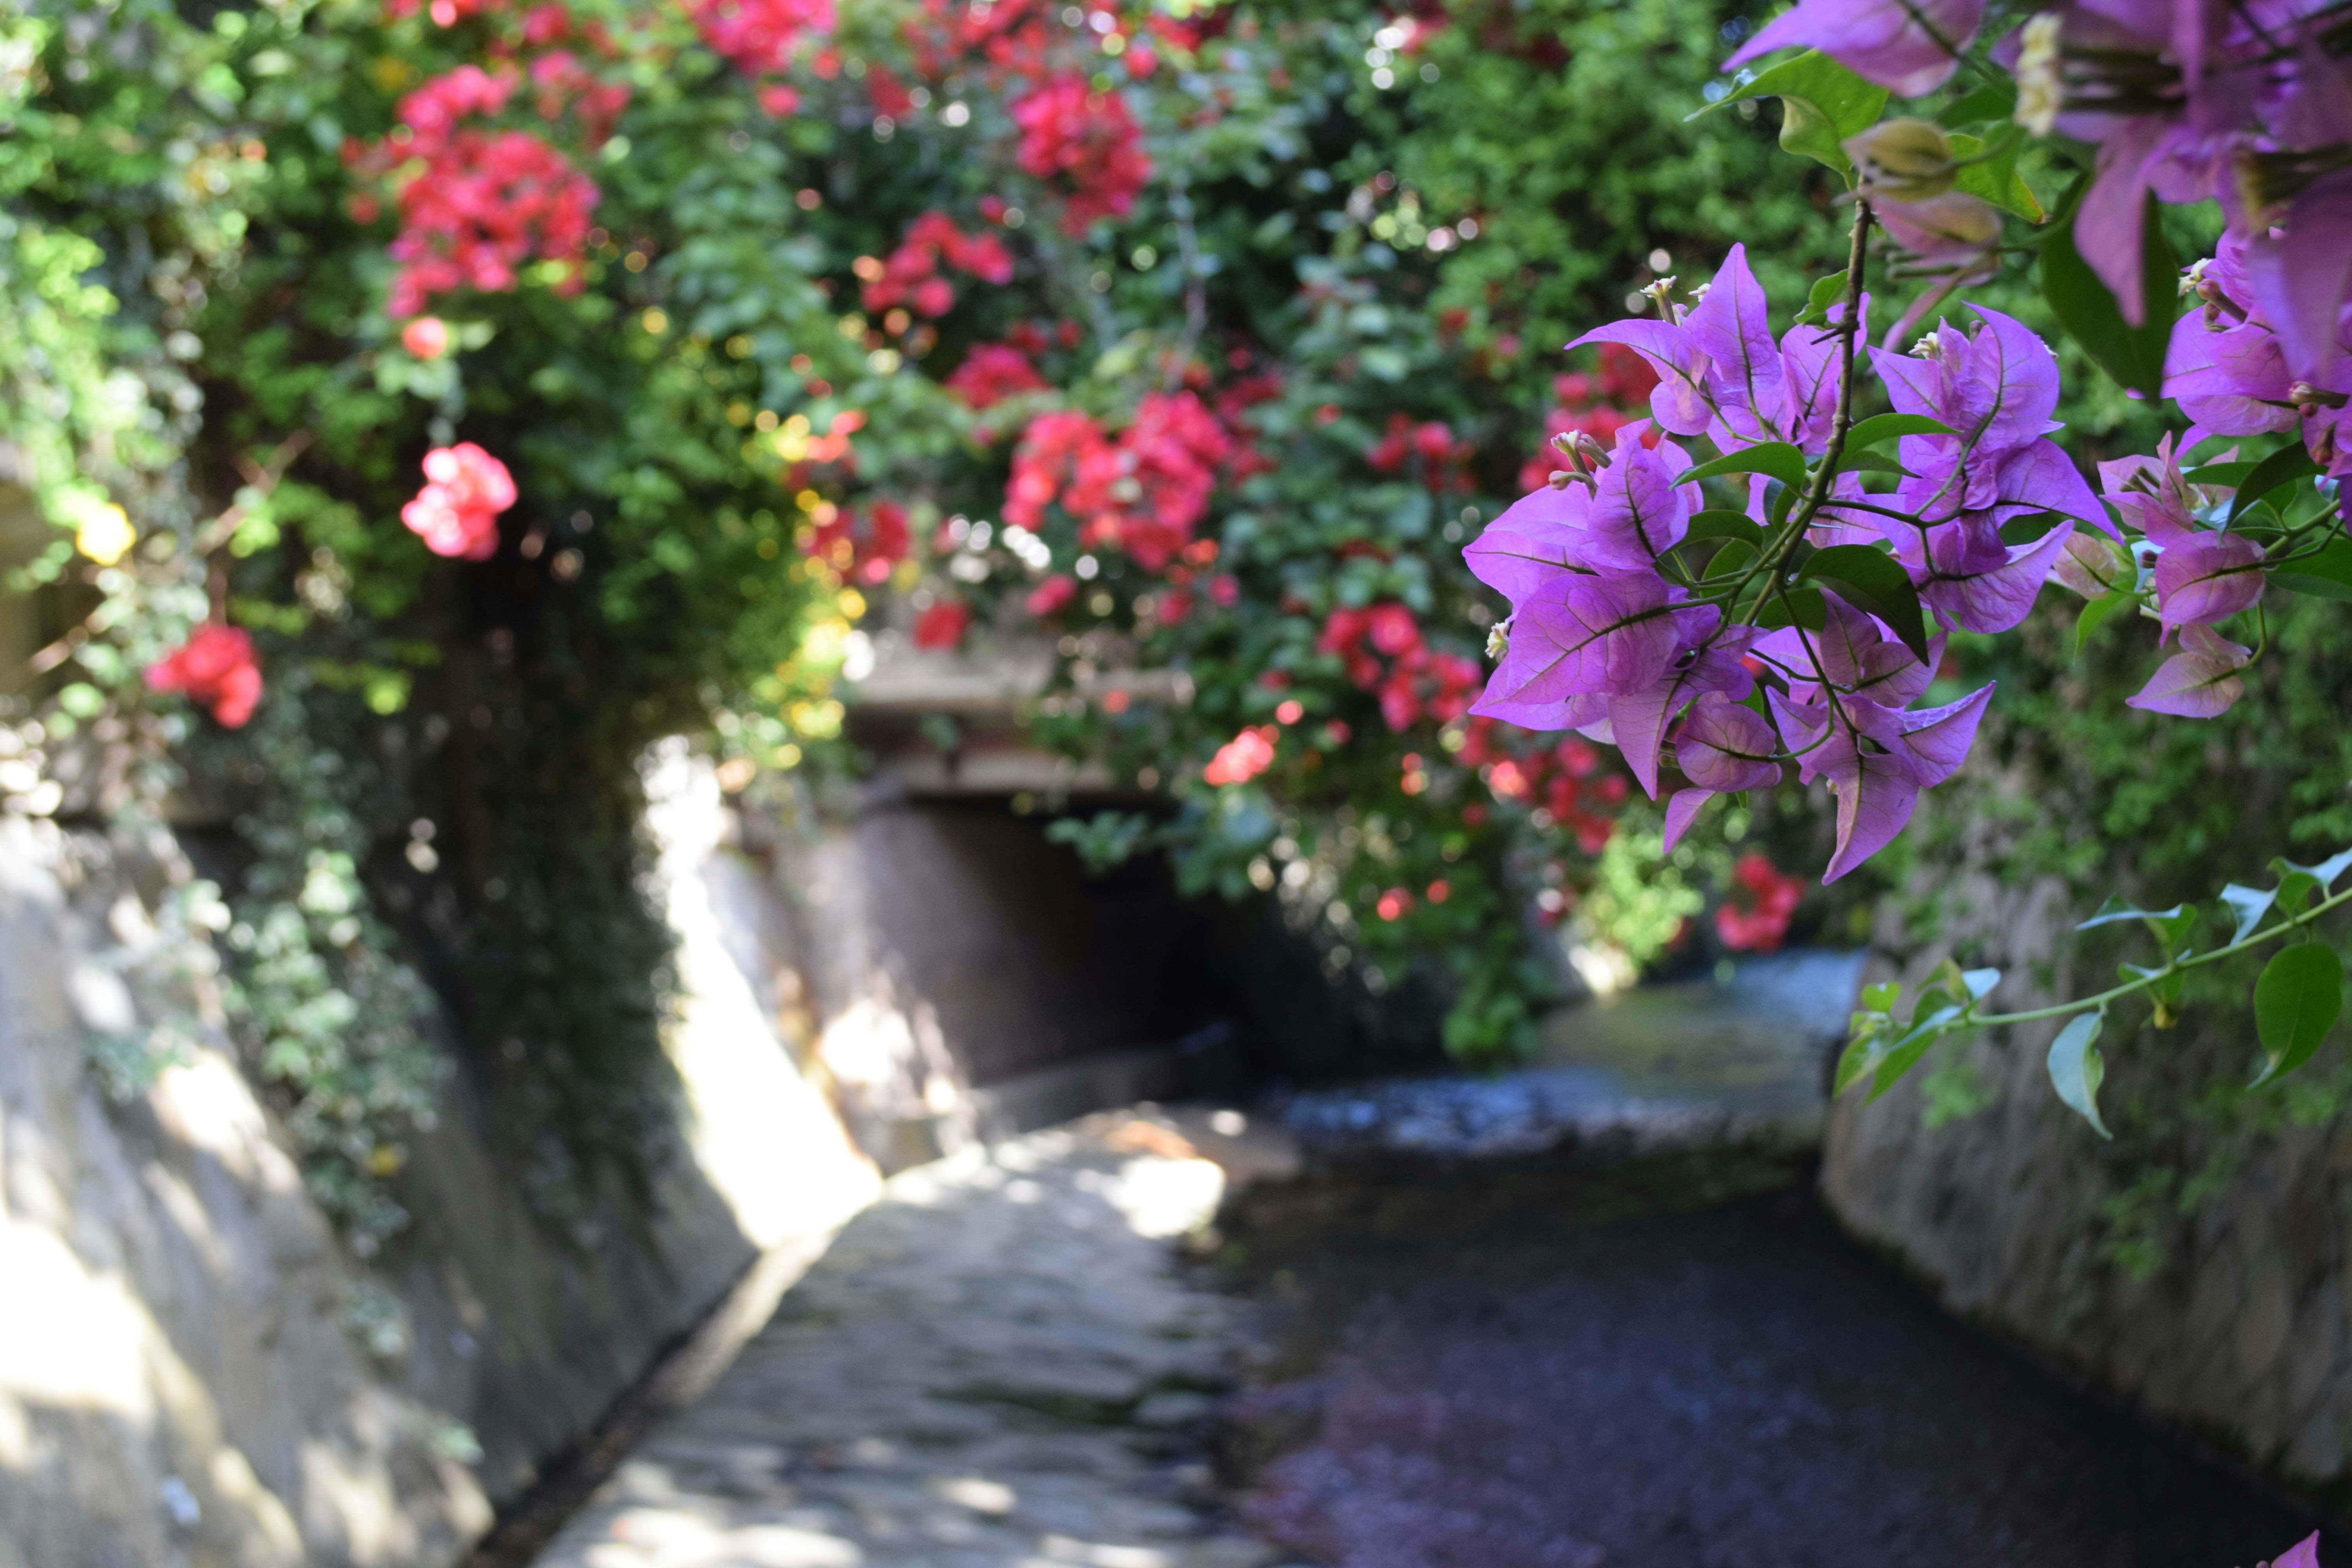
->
xmin=0 ymin=752 xmax=880 ymax=1568
xmin=1822 ymin=867 xmax=2352 ymax=1516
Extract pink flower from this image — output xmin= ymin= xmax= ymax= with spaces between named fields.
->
xmin=1025 ymin=574 xmax=1078 ymax=617
xmin=1203 ymin=725 xmax=1278 ymax=786
xmin=402 ymin=442 xmax=516 ymax=560
xmin=402 ymin=317 xmax=452 ymax=359
xmin=145 ymin=624 xmax=263 ymax=728
xmin=2127 ymin=623 xmax=2252 ymax=717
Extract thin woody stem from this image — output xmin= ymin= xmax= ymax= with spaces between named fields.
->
xmin=1722 ymin=197 xmax=1876 ymax=617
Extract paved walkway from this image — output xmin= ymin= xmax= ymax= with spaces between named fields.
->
xmin=528 ymin=1114 xmax=1287 ymax=1568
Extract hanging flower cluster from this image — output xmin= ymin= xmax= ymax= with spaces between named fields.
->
xmin=1010 ymin=74 xmax=1151 ymax=233
xmin=858 ymin=211 xmax=1016 ymax=319
xmin=1002 ymin=393 xmax=1232 ymax=572
xmin=401 ymin=442 xmax=518 ymax=560
xmin=1467 ymin=246 xmax=2067 ymax=881
xmin=145 ymin=624 xmax=265 ymax=729
xmin=1318 ymin=602 xmax=1483 ymax=733
xmin=348 ymin=63 xmax=601 ymax=317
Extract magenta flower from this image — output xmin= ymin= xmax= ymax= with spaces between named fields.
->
xmin=2126 ymin=622 xmax=2252 ymax=716
xmin=2151 ymin=530 xmax=2266 ymax=631
xmin=1724 ymin=0 xmax=1985 ymax=98
xmin=2167 ymin=233 xmax=2352 ymax=474
xmin=1472 ymin=571 xmax=1687 ymax=719
xmin=1675 ymin=692 xmax=1783 ymax=792
xmin=1580 ymin=423 xmax=1701 ymax=571
xmin=1914 ymin=519 xmax=2076 ymax=634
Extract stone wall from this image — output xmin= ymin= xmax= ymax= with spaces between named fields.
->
xmin=0 ymin=754 xmax=880 ymax=1568
xmin=1821 ymin=868 xmax=2352 ymax=1520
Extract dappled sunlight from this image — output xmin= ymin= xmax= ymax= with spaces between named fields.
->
xmin=530 ymin=1117 xmax=1262 ymax=1568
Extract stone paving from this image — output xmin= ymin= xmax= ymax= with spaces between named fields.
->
xmin=528 ymin=1113 xmax=1287 ymax=1568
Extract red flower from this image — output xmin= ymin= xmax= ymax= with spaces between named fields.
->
xmin=1010 ymin=75 xmax=1151 ymax=233
xmin=1715 ymin=852 xmax=1804 ymax=953
xmin=1002 ymin=394 xmax=1233 ymax=572
xmin=945 ymin=344 xmax=1050 ymax=410
xmin=402 ymin=442 xmax=517 ymax=559
xmin=810 ymin=500 xmax=910 ymax=585
xmin=145 ymin=624 xmax=262 ymax=728
xmin=913 ymin=598 xmax=971 ymax=650
xmin=861 ymin=210 xmax=1017 ymax=318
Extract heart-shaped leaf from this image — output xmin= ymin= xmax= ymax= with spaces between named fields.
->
xmin=2046 ymin=1011 xmax=2111 ymax=1138
xmin=2252 ymin=944 xmax=2343 ymax=1084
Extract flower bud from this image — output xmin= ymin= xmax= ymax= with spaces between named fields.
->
xmin=1843 ymin=118 xmax=1958 ymax=201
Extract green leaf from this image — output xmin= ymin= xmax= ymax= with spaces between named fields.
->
xmin=1679 ymin=441 xmax=1808 ymax=492
xmin=1685 ymin=509 xmax=1765 ymax=546
xmin=1835 ymin=449 xmax=1911 ymax=478
xmin=1844 ymin=413 xmax=1952 ymax=450
xmin=1947 ymin=131 xmax=2043 ymax=221
xmin=2042 ymin=185 xmax=2176 ymax=397
xmin=2219 ymin=883 xmax=2277 ymax=945
xmin=2252 ymin=943 xmax=2343 ymax=1084
xmin=2270 ymin=535 xmax=2352 ymax=601
xmin=1867 ymin=1028 xmax=1943 ymax=1100
xmin=1800 ymin=543 xmax=1931 ymax=662
xmin=1794 ymin=270 xmax=1848 ymax=328
xmin=1752 ymin=583 xmax=1827 ymax=632
xmin=1702 ymin=538 xmax=1762 ymax=581
xmin=1941 ymin=80 xmax=2018 ymax=126
xmin=1702 ymin=51 xmax=1889 ymax=174
xmin=1860 ymin=980 xmax=1901 ymax=1011
xmin=2268 ymin=859 xmax=2321 ymax=918
xmin=2045 ymin=1011 xmax=2111 ymax=1138
xmin=2073 ymin=586 xmax=2135 ymax=661
xmin=2078 ymin=896 xmax=2188 ymax=933
xmin=2225 ymin=442 xmax=2323 ymax=525
xmin=1834 ymin=1031 xmax=1884 ymax=1094
xmin=1959 ymin=967 xmax=2001 ymax=1001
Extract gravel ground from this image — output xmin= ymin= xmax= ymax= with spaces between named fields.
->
xmin=1219 ymin=1150 xmax=2339 ymax=1568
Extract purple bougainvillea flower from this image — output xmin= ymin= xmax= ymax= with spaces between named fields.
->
xmin=1607 ymin=615 xmax=1755 ymax=798
xmin=1473 ymin=570 xmax=1684 ymax=718
xmin=1463 ymin=483 xmax=1593 ymax=606
xmin=2096 ymin=432 xmax=2220 ymax=548
xmin=1724 ymin=0 xmax=1985 ymax=98
xmin=1662 ymin=786 xmax=1716 ymax=852
xmin=2151 ymin=530 xmax=2266 ymax=630
xmin=1675 ymin=692 xmax=1783 ymax=792
xmin=2127 ymin=623 xmax=2252 ymax=716
xmin=1581 ymin=423 xmax=1699 ymax=572
xmin=1916 ymin=519 xmax=2074 ymax=633
xmin=2272 ymin=1531 xmax=2323 ymax=1568
xmin=1570 ymin=318 xmax=1714 ymax=438
xmin=1873 ymin=308 xmax=2060 ymax=458
xmin=1782 ymin=296 xmax=1869 ymax=454
xmin=1685 ymin=244 xmax=1786 ymax=444
xmin=2053 ymin=529 xmax=2137 ymax=598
